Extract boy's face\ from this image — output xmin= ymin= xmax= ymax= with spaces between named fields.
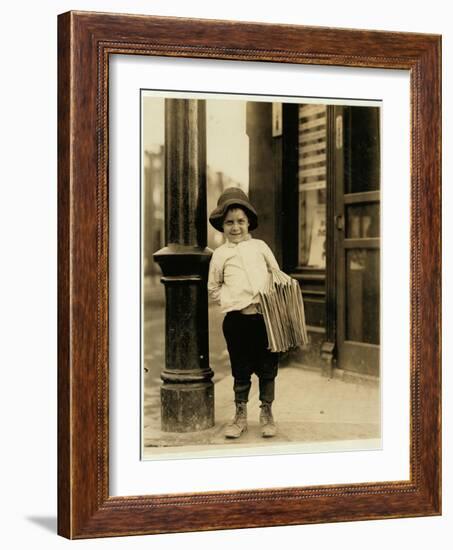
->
xmin=223 ymin=207 xmax=250 ymax=244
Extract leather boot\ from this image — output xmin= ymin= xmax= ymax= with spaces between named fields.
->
xmin=224 ymin=402 xmax=248 ymax=439
xmin=260 ymin=401 xmax=277 ymax=438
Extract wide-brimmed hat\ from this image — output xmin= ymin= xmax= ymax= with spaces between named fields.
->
xmin=208 ymin=187 xmax=258 ymax=232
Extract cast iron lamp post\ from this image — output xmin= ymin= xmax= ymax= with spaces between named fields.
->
xmin=153 ymin=98 xmax=214 ymax=433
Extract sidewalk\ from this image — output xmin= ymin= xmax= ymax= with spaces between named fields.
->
xmin=143 ymin=365 xmax=380 ymax=460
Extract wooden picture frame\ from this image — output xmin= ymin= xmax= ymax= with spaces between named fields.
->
xmin=58 ymin=11 xmax=441 ymax=538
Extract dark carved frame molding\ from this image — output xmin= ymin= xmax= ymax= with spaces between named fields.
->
xmin=58 ymin=11 xmax=441 ymax=538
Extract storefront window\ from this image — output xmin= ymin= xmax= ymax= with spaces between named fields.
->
xmin=298 ymin=104 xmax=327 ymax=269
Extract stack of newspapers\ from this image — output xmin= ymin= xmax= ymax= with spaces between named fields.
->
xmin=259 ymin=268 xmax=309 ymax=353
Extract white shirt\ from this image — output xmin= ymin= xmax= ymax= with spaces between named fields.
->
xmin=207 ymin=236 xmax=280 ymax=314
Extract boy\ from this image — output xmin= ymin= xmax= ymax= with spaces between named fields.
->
xmin=208 ymin=187 xmax=280 ymax=439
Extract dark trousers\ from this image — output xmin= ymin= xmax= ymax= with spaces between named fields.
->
xmin=222 ymin=311 xmax=279 ymax=403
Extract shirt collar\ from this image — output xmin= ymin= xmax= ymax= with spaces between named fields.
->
xmin=225 ymin=234 xmax=252 ymax=248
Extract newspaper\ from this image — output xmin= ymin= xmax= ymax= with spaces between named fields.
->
xmin=258 ymin=268 xmax=309 ymax=353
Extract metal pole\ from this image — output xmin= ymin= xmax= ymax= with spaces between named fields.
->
xmin=153 ymin=98 xmax=214 ymax=432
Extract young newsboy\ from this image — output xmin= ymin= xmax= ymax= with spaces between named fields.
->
xmin=208 ymin=187 xmax=280 ymax=439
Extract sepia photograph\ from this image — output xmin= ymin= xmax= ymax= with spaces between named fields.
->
xmin=141 ymin=91 xmax=381 ymax=460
